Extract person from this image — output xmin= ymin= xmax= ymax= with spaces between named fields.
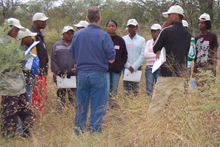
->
xmin=69 ymin=6 xmax=116 ymax=133
xmin=122 ymin=19 xmax=145 ymax=96
xmin=16 ymin=28 xmax=40 ymax=133
xmin=193 ymin=13 xmax=218 ymax=82
xmin=182 ymin=20 xmax=196 ymax=77
xmin=17 ymin=28 xmax=39 ymax=104
xmin=106 ymin=20 xmax=127 ymax=108
xmin=148 ymin=5 xmax=191 ymax=115
xmin=144 ymin=23 xmax=161 ymax=100
xmin=30 ymin=12 xmax=49 ymax=118
xmin=0 ymin=18 xmax=34 ymax=138
xmin=73 ymin=20 xmax=89 ymax=31
xmin=51 ymin=26 xmax=76 ymax=111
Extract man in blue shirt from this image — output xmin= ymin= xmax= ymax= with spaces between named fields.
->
xmin=122 ymin=19 xmax=145 ymax=97
xmin=69 ymin=6 xmax=115 ymax=133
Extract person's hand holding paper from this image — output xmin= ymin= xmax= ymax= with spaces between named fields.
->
xmin=152 ymin=47 xmax=166 ymax=73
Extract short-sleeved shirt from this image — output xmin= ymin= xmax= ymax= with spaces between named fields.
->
xmin=194 ymin=32 xmax=218 ymax=74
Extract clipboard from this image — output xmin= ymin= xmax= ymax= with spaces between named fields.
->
xmin=57 ymin=76 xmax=77 ymax=88
xmin=123 ymin=69 xmax=142 ymax=82
xmin=152 ymin=47 xmax=166 ymax=73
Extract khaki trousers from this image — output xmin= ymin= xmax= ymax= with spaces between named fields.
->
xmin=148 ymin=76 xmax=185 ymax=116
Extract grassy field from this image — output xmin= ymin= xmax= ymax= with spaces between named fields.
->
xmin=0 ymin=27 xmax=220 ymax=146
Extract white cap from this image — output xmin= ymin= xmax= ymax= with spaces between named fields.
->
xmin=182 ymin=20 xmax=189 ymax=28
xmin=17 ymin=28 xmax=37 ymax=39
xmin=7 ymin=18 xmax=25 ymax=30
xmin=127 ymin=19 xmax=138 ymax=26
xmin=62 ymin=26 xmax=74 ymax=33
xmin=199 ymin=13 xmax=210 ymax=21
xmin=32 ymin=12 xmax=49 ymax=21
xmin=73 ymin=20 xmax=89 ymax=28
xmin=61 ymin=26 xmax=74 ymax=38
xmin=162 ymin=5 xmax=184 ymax=18
xmin=151 ymin=24 xmax=161 ymax=30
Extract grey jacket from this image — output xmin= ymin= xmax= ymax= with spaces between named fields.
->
xmin=0 ymin=33 xmax=26 ymax=96
xmin=51 ymin=40 xmax=77 ymax=83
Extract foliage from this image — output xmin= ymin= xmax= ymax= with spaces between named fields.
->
xmin=0 ymin=21 xmax=27 ymax=76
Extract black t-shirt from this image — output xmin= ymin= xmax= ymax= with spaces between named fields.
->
xmin=194 ymin=32 xmax=218 ymax=74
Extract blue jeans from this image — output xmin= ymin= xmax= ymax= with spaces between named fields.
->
xmin=107 ymin=71 xmax=121 ymax=98
xmin=74 ymin=72 xmax=107 ymax=133
xmin=145 ymin=66 xmax=160 ymax=98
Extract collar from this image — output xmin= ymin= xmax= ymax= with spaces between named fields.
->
xmin=172 ymin=22 xmax=183 ymax=26
xmin=109 ymin=32 xmax=117 ymax=37
xmin=31 ymin=26 xmax=42 ymax=34
xmin=129 ymin=33 xmax=137 ymax=39
xmin=61 ymin=39 xmax=71 ymax=47
xmin=87 ymin=24 xmax=101 ymax=29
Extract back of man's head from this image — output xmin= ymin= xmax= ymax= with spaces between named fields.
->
xmin=87 ymin=6 xmax=100 ymax=23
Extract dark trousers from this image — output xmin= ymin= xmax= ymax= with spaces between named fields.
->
xmin=57 ymin=88 xmax=76 ymax=108
xmin=123 ymin=67 xmax=142 ymax=97
xmin=1 ymin=93 xmax=34 ymax=137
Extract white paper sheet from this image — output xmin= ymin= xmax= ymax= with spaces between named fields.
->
xmin=123 ymin=69 xmax=142 ymax=82
xmin=152 ymin=48 xmax=166 ymax=73
xmin=57 ymin=76 xmax=76 ymax=88
xmin=24 ymin=41 xmax=40 ymax=56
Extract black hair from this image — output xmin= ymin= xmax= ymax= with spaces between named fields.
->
xmin=106 ymin=20 xmax=117 ymax=27
xmin=205 ymin=21 xmax=211 ymax=30
xmin=178 ymin=14 xmax=183 ymax=20
xmin=197 ymin=20 xmax=212 ymax=30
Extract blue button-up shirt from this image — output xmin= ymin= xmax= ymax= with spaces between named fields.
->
xmin=122 ymin=33 xmax=145 ymax=71
xmin=69 ymin=24 xmax=116 ymax=73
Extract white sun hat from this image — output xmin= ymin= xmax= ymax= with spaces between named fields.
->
xmin=7 ymin=18 xmax=25 ymax=30
xmin=73 ymin=20 xmax=89 ymax=28
xmin=17 ymin=28 xmax=37 ymax=39
xmin=32 ymin=12 xmax=49 ymax=21
xmin=199 ymin=13 xmax=211 ymax=21
xmin=62 ymin=26 xmax=74 ymax=33
xmin=162 ymin=5 xmax=184 ymax=18
xmin=151 ymin=24 xmax=162 ymax=30
xmin=182 ymin=20 xmax=189 ymax=28
xmin=127 ymin=19 xmax=138 ymax=26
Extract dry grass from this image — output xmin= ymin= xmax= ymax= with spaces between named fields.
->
xmin=0 ymin=60 xmax=220 ymax=147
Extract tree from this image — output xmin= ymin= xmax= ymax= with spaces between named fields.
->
xmin=0 ymin=0 xmax=21 ymax=23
